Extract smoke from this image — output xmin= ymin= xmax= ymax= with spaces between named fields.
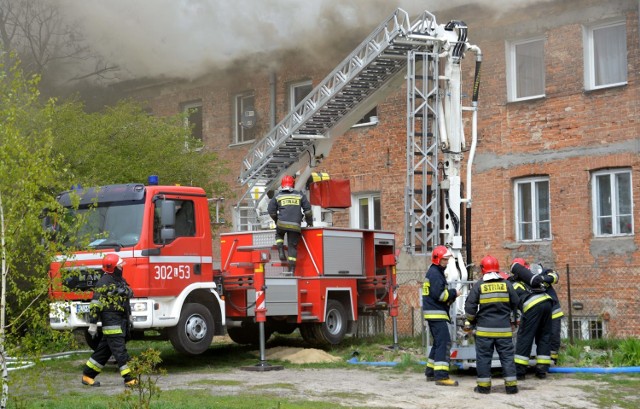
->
xmin=54 ymin=0 xmax=547 ymax=82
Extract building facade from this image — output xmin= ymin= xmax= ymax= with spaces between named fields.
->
xmin=130 ymin=0 xmax=639 ymax=338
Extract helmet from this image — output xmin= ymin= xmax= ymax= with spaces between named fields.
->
xmin=102 ymin=254 xmax=124 ymax=274
xmin=281 ymin=175 xmax=295 ymax=190
xmin=431 ymin=245 xmax=452 ymax=265
xmin=512 ymin=257 xmax=529 ymax=268
xmin=480 ymin=255 xmax=500 ymax=274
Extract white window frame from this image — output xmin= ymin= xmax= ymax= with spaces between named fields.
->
xmin=506 ymin=37 xmax=545 ymax=102
xmin=350 ymin=193 xmax=381 ymax=230
xmin=583 ymin=19 xmax=627 ymax=91
xmin=289 ymin=80 xmax=312 ymax=112
xmin=233 ymin=91 xmax=256 ymax=145
xmin=591 ymin=168 xmax=634 ymax=237
xmin=514 ymin=177 xmax=551 ymax=241
xmin=562 ymin=317 xmax=605 ymax=341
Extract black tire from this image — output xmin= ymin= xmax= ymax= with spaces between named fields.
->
xmin=299 ymin=323 xmax=318 ymax=344
xmin=168 ymin=303 xmax=214 ymax=355
xmin=83 ymin=328 xmax=103 ymax=351
xmin=227 ymin=321 xmax=271 ymax=345
xmin=318 ymin=300 xmax=348 ymax=345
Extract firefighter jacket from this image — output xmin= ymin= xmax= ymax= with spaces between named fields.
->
xmin=89 ymin=272 xmax=133 ymax=329
xmin=422 ymin=263 xmax=457 ymax=321
xmin=510 ymin=278 xmax=552 ymax=315
xmin=465 ymin=273 xmax=519 ymax=338
xmin=542 ymin=270 xmax=564 ymax=319
xmin=268 ymin=188 xmax=312 ymax=232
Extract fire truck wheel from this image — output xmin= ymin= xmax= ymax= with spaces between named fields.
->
xmin=168 ymin=303 xmax=214 ymax=355
xmin=299 ymin=324 xmax=318 ymax=344
xmin=83 ymin=328 xmax=103 ymax=351
xmin=318 ymin=300 xmax=348 ymax=345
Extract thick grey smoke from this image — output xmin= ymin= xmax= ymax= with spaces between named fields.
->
xmin=55 ymin=0 xmax=543 ymax=82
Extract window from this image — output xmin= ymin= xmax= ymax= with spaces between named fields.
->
xmin=352 ymin=107 xmax=379 ymax=127
xmin=584 ymin=20 xmax=627 ymax=90
xmin=289 ymin=80 xmax=313 ymax=111
xmin=234 ymin=92 xmax=256 ymax=144
xmin=592 ymin=169 xmax=633 ymax=236
xmin=181 ymin=100 xmax=203 ymax=141
xmin=514 ymin=177 xmax=551 ymax=241
xmin=351 ymin=193 xmax=381 ymax=230
xmin=565 ymin=317 xmax=604 ymax=340
xmin=507 ymin=37 xmax=545 ymax=101
xmin=153 ymin=199 xmax=196 ymax=244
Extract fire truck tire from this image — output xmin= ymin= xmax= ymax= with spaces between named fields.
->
xmin=318 ymin=300 xmax=348 ymax=345
xmin=83 ymin=328 xmax=103 ymax=351
xmin=168 ymin=303 xmax=214 ymax=355
xmin=227 ymin=322 xmax=272 ymax=345
xmin=299 ymin=324 xmax=318 ymax=344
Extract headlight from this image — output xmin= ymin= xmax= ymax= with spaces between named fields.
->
xmin=131 ymin=302 xmax=147 ymax=312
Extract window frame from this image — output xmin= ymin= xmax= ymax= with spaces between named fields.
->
xmin=233 ymin=91 xmax=256 ymax=145
xmin=583 ymin=19 xmax=627 ymax=91
xmin=289 ymin=80 xmax=313 ymax=112
xmin=350 ymin=193 xmax=381 ymax=230
xmin=514 ymin=176 xmax=552 ymax=242
xmin=180 ymin=100 xmax=203 ymax=142
xmin=591 ymin=168 xmax=634 ymax=237
xmin=506 ymin=36 xmax=546 ymax=102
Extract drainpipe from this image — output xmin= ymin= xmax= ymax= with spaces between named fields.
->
xmin=269 ymin=72 xmax=277 ymax=128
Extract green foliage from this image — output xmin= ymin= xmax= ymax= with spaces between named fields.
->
xmin=49 ymin=99 xmax=229 ymax=197
xmin=112 ymin=348 xmax=166 ymax=409
xmin=559 ymin=338 xmax=640 ymax=367
xmin=612 ymin=338 xmax=640 ymax=367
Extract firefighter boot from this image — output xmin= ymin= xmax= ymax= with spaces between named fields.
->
xmin=124 ymin=377 xmax=139 ymax=388
xmin=506 ymin=385 xmax=519 ymax=394
xmin=474 ymin=386 xmax=491 ymax=394
xmin=277 ymin=245 xmax=287 ymax=262
xmin=435 ymin=378 xmax=459 ymax=387
xmin=425 ymin=368 xmax=435 ymax=381
xmin=288 ymin=260 xmax=296 ymax=275
xmin=535 ymin=364 xmax=548 ymax=379
xmin=82 ymin=375 xmax=100 ymax=387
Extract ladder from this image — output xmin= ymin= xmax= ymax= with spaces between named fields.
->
xmin=236 ymin=9 xmax=443 ymax=230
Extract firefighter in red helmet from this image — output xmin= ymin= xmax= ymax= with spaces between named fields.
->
xmin=422 ymin=245 xmax=459 ymax=386
xmin=267 ymin=175 xmax=313 ymax=274
xmin=465 ymin=255 xmax=519 ymax=394
xmin=82 ymin=254 xmax=137 ymax=387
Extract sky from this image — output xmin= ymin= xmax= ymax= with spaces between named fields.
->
xmin=54 ymin=0 xmax=546 ymax=82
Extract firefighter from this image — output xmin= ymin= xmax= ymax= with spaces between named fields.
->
xmin=464 ymin=255 xmax=519 ymax=394
xmin=422 ymin=245 xmax=459 ymax=386
xmin=82 ymin=254 xmax=137 ymax=387
xmin=268 ymin=175 xmax=313 ymax=274
xmin=541 ymin=267 xmax=564 ymax=364
xmin=510 ymin=259 xmax=553 ymax=380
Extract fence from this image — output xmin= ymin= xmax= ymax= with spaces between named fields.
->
xmin=356 ymin=264 xmax=640 ymax=344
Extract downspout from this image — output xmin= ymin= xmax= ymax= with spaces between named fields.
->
xmin=269 ymin=72 xmax=277 ymax=128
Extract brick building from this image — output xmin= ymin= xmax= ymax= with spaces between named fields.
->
xmin=128 ymin=0 xmax=639 ymax=339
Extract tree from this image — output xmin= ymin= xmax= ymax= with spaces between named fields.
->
xmin=50 ymin=99 xmax=229 ymax=196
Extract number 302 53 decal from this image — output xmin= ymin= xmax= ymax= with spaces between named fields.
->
xmin=153 ymin=265 xmax=191 ymax=280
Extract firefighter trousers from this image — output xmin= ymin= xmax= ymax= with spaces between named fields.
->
xmin=475 ymin=336 xmax=517 ymax=388
xmin=515 ymin=300 xmax=552 ymax=376
xmin=425 ymin=320 xmax=452 ymax=380
xmin=275 ymin=228 xmax=301 ymax=272
xmin=83 ymin=320 xmax=133 ymax=381
xmin=550 ymin=315 xmax=562 ymax=361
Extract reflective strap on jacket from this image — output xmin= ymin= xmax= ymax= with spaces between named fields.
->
xmin=522 ymin=293 xmax=551 ymax=313
xmin=552 ymin=309 xmax=565 ymax=319
xmin=102 ymin=325 xmax=123 ymax=335
xmin=475 ymin=326 xmax=512 ymax=338
xmin=423 ymin=310 xmax=449 ymax=320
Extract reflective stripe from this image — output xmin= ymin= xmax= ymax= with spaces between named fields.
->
xmin=433 ymin=361 xmax=449 ymax=372
xmin=523 ymin=293 xmax=551 ymax=313
xmin=86 ymin=359 xmax=103 ymax=373
xmin=275 ymin=239 xmax=284 ymax=244
xmin=537 ymin=356 xmax=552 ymax=365
xmin=120 ymin=365 xmax=131 ymax=376
xmin=438 ymin=289 xmax=450 ymax=303
xmin=479 ymin=296 xmax=509 ymax=304
xmin=103 ymin=325 xmax=123 ymax=335
xmin=514 ymin=355 xmax=529 ymax=365
xmin=477 ymin=378 xmax=491 ymax=387
xmin=426 ymin=359 xmax=434 ymax=369
xmin=552 ymin=310 xmax=565 ymax=319
xmin=505 ymin=379 xmax=518 ymax=386
xmin=476 ymin=326 xmax=512 ymax=338
xmin=288 ymin=256 xmax=296 ymax=261
xmin=424 ymin=311 xmax=449 ymax=320
xmin=422 ymin=281 xmax=429 ymax=296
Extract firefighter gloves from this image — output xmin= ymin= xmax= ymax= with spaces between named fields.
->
xmin=88 ymin=323 xmax=98 ymax=339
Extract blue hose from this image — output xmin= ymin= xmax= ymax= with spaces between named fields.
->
xmin=347 ymin=358 xmax=640 ymax=373
xmin=549 ymin=366 xmax=640 ymax=374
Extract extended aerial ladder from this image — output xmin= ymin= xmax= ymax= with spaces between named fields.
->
xmin=236 ymin=7 xmax=481 ymax=273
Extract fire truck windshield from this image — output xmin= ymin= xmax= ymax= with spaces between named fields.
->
xmin=49 ymin=202 xmax=145 ymax=249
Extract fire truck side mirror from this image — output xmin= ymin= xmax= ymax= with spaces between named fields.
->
xmin=160 ymin=200 xmax=176 ymax=242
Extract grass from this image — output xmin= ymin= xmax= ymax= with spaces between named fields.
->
xmin=574 ymin=373 xmax=640 ymax=409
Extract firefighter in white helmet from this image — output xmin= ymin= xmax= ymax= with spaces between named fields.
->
xmin=82 ymin=254 xmax=137 ymax=387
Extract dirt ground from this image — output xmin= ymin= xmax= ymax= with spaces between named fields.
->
xmin=70 ymin=347 xmax=617 ymax=409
